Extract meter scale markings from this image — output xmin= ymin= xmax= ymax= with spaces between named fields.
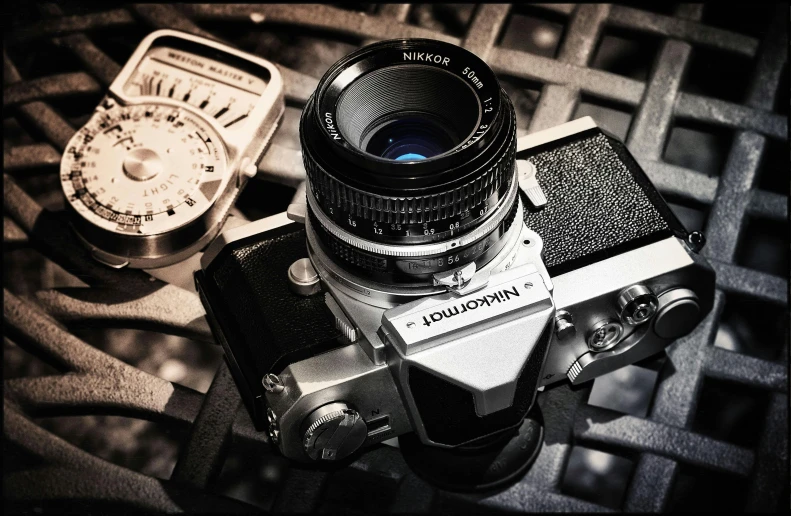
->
xmin=61 ymin=103 xmax=227 ymax=236
xmin=129 ymin=63 xmax=255 ymax=129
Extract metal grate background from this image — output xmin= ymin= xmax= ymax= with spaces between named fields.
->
xmin=3 ymin=3 xmax=788 ymax=513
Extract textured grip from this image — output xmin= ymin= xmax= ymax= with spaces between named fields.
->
xmin=521 ymin=129 xmax=685 ymax=276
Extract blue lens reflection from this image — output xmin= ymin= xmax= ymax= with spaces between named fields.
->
xmin=395 ymin=153 xmax=427 ymax=161
xmin=364 ymin=116 xmax=457 ymax=161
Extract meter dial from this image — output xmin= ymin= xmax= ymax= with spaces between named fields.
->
xmin=61 ymin=103 xmax=227 ymax=238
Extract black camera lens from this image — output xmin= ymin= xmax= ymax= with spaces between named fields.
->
xmin=300 ymin=39 xmax=518 ymax=283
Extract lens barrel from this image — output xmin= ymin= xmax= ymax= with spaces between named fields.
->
xmin=301 ymin=39 xmax=517 ymax=283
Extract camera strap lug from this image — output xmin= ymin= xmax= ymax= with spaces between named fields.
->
xmin=517 ymin=160 xmax=547 ymax=209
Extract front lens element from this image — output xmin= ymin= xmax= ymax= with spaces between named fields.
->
xmin=335 ymin=64 xmax=478 ymax=161
xmin=363 ymin=114 xmax=459 ymax=161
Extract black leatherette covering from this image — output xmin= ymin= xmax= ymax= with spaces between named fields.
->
xmin=521 ymin=129 xmax=686 ymax=276
xmin=207 ymin=226 xmax=342 ymax=379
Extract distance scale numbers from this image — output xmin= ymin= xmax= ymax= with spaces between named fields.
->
xmin=61 ymin=104 xmax=227 ymax=236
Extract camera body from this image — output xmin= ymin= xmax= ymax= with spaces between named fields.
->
xmin=196 ymin=116 xmax=715 ymax=462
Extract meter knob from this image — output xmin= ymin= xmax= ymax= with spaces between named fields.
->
xmin=301 ymin=402 xmax=367 ymax=461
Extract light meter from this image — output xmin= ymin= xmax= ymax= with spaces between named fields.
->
xmin=60 ymin=30 xmax=284 ymax=269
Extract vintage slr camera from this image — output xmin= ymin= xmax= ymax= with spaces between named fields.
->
xmin=196 ymin=39 xmax=715 ymax=487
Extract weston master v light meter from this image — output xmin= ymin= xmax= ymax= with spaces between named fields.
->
xmin=60 ymin=30 xmax=284 ymax=269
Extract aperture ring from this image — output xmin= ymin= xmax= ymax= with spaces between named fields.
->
xmin=304 ymin=130 xmax=516 ymax=228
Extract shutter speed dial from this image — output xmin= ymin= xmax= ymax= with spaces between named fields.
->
xmin=301 ymin=402 xmax=368 ymax=461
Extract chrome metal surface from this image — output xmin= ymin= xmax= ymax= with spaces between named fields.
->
xmin=287 ymin=257 xmax=321 ymax=297
xmin=540 ymin=236 xmax=717 ymax=392
xmin=569 ymin=323 xmax=672 ymax=386
xmin=617 ymin=284 xmax=658 ymax=325
xmin=431 ymin=261 xmax=479 ymax=292
xmin=122 ymin=148 xmax=163 ymax=181
xmin=286 ymin=201 xmax=307 ymax=224
xmin=517 ymin=159 xmax=547 ymax=208
xmin=266 ymin=343 xmax=411 ymax=462
xmin=383 ymin=265 xmax=554 ymax=418
xmin=587 ymin=319 xmax=624 ymax=352
xmin=306 ymin=197 xmax=554 ymax=311
xmin=554 ymin=309 xmax=576 ymax=340
xmin=301 ymin=402 xmax=368 ymax=461
xmin=56 ymin=29 xmax=285 ymax=270
xmin=4 ymin=3 xmax=787 ymax=513
xmin=262 ymin=374 xmax=284 ymax=394
xmin=324 ymin=292 xmax=359 ymax=343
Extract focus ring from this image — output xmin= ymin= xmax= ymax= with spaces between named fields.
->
xmin=304 ymin=116 xmax=516 ymax=227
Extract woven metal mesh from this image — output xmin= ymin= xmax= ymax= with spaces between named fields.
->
xmin=3 ymin=3 xmax=788 ymax=512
